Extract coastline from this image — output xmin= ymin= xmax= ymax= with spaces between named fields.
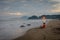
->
xmin=13 ymin=19 xmax=60 ymax=40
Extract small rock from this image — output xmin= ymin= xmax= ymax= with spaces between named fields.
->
xmin=27 ymin=24 xmax=31 ymax=26
xmin=20 ymin=25 xmax=25 ymax=27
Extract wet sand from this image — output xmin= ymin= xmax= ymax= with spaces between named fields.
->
xmin=14 ymin=19 xmax=60 ymax=40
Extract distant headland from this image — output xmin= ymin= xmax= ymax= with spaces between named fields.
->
xmin=28 ymin=15 xmax=60 ymax=20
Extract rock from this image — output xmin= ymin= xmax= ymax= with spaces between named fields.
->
xmin=27 ymin=24 xmax=31 ymax=26
xmin=20 ymin=25 xmax=25 ymax=27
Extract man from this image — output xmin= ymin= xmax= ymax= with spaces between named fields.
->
xmin=41 ymin=15 xmax=46 ymax=28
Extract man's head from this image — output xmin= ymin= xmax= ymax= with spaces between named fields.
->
xmin=42 ymin=15 xmax=46 ymax=19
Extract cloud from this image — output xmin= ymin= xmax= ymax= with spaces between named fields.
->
xmin=0 ymin=0 xmax=27 ymax=2
xmin=8 ymin=12 xmax=23 ymax=16
xmin=0 ymin=0 xmax=60 ymax=16
xmin=0 ymin=0 xmax=28 ymax=11
xmin=50 ymin=0 xmax=60 ymax=2
xmin=49 ymin=9 xmax=60 ymax=13
xmin=52 ymin=3 xmax=60 ymax=7
xmin=48 ymin=3 xmax=60 ymax=13
xmin=46 ymin=0 xmax=60 ymax=13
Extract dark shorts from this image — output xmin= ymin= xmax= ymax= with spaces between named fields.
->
xmin=43 ymin=23 xmax=45 ymax=24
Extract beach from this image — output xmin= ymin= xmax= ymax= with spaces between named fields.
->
xmin=14 ymin=19 xmax=60 ymax=40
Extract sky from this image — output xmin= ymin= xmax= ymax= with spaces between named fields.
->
xmin=0 ymin=0 xmax=60 ymax=16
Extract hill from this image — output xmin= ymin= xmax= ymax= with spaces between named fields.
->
xmin=28 ymin=15 xmax=60 ymax=19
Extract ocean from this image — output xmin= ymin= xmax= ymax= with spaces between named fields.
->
xmin=0 ymin=19 xmax=51 ymax=40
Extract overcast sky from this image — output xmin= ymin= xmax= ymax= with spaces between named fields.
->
xmin=0 ymin=0 xmax=60 ymax=16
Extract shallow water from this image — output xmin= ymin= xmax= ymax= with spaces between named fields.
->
xmin=0 ymin=19 xmax=51 ymax=40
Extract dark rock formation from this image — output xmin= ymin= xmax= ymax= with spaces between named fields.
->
xmin=27 ymin=24 xmax=31 ymax=26
xmin=20 ymin=25 xmax=25 ymax=27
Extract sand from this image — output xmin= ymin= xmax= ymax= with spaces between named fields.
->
xmin=14 ymin=19 xmax=60 ymax=40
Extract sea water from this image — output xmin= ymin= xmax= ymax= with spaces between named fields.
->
xmin=0 ymin=19 xmax=51 ymax=40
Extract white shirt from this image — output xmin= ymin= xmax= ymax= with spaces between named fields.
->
xmin=42 ymin=19 xmax=46 ymax=23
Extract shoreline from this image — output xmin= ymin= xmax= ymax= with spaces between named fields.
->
xmin=13 ymin=19 xmax=60 ymax=40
